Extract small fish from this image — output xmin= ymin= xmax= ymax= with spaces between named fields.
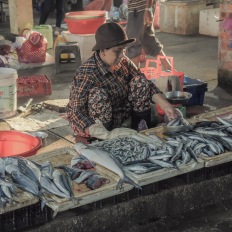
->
xmin=148 ymin=158 xmax=176 ymax=169
xmin=216 ymin=116 xmax=232 ymax=126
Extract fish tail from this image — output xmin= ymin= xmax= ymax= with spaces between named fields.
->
xmin=116 ymin=177 xmax=141 ymax=190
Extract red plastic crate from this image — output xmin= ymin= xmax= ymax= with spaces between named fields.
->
xmin=140 ymin=56 xmax=184 ymax=89
xmin=140 ymin=56 xmax=185 ymax=115
xmin=17 ymin=75 xmax=52 ymax=98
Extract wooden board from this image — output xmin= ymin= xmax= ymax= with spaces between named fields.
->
xmin=200 ymin=152 xmax=232 ymax=167
xmin=29 ymin=147 xmax=133 ymax=213
xmin=124 ymin=158 xmax=204 ymax=186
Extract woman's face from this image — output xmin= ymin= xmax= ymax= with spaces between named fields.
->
xmin=100 ymin=45 xmax=126 ymax=67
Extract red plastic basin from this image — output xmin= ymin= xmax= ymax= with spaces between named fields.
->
xmin=0 ymin=131 xmax=42 ymax=158
xmin=64 ymin=11 xmax=106 ymax=34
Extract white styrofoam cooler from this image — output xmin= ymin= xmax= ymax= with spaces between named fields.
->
xmin=159 ymin=0 xmax=212 ymax=35
xmin=61 ymin=31 xmax=95 ymax=62
xmin=199 ymin=8 xmax=220 ymax=37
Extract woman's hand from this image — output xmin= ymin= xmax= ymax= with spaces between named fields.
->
xmin=163 ymin=105 xmax=179 ymax=121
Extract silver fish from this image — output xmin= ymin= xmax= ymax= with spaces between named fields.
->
xmin=52 ymin=170 xmax=71 ymax=198
xmin=11 ymin=171 xmax=40 ymax=196
xmin=194 ymin=127 xmax=228 ymax=137
xmin=216 ymin=116 xmax=232 ymax=126
xmin=74 ymin=170 xmax=96 ymax=184
xmin=40 ymin=175 xmax=70 ymax=198
xmin=148 ymin=158 xmax=176 ymax=169
xmin=0 ymin=158 xmax=5 ymax=177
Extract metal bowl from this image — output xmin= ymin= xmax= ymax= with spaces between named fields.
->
xmin=164 ymin=91 xmax=192 ymax=105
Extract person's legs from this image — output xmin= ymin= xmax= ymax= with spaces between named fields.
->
xmin=88 ymin=87 xmax=113 ymax=130
xmin=84 ymin=0 xmax=104 ymax=10
xmin=102 ymin=0 xmax=113 ymax=11
xmin=141 ymin=24 xmax=163 ymax=57
xmin=54 ymin=0 xmax=64 ymax=34
xmin=39 ymin=0 xmax=53 ymax=25
xmin=126 ymin=11 xmax=144 ymax=67
xmin=128 ymin=75 xmax=152 ymax=130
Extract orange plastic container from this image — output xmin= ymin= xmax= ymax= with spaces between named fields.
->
xmin=141 ymin=56 xmax=184 ymax=115
xmin=64 ymin=11 xmax=106 ymax=34
xmin=0 ymin=131 xmax=42 ymax=157
xmin=140 ymin=56 xmax=184 ymax=89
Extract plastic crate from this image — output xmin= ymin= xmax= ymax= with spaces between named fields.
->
xmin=17 ymin=75 xmax=52 ymax=98
xmin=183 ymin=76 xmax=208 ymax=106
xmin=0 ymin=202 xmax=53 ymax=231
xmin=140 ymin=56 xmax=184 ymax=89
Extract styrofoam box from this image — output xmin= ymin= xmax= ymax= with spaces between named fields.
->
xmin=61 ymin=31 xmax=95 ymax=62
xmin=160 ymin=1 xmax=212 ymax=35
xmin=199 ymin=8 xmax=219 ymax=37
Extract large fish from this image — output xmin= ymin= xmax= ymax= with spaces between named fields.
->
xmin=74 ymin=143 xmax=141 ymax=190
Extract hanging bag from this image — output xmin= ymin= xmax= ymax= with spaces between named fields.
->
xmin=16 ymin=28 xmax=47 ymax=63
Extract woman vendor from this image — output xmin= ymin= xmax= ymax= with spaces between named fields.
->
xmin=67 ymin=22 xmax=178 ymax=141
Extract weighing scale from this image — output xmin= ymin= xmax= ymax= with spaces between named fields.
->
xmin=164 ymin=91 xmax=192 ymax=118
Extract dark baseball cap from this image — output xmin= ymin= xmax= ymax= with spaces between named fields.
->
xmin=92 ymin=22 xmax=135 ymax=51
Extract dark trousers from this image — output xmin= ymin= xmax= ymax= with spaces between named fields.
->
xmin=39 ymin=0 xmax=64 ymax=28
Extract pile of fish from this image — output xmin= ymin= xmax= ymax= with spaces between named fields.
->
xmin=165 ymin=117 xmax=232 ymax=158
xmin=0 ymin=155 xmax=110 ymax=208
xmin=87 ymin=116 xmax=232 ymax=176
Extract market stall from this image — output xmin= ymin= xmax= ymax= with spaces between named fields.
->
xmin=1 ymin=105 xmax=232 ymax=231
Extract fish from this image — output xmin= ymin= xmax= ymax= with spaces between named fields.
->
xmin=75 ymin=143 xmax=141 ymax=190
xmin=148 ymin=158 xmax=177 ymax=169
xmin=60 ymin=173 xmax=74 ymax=198
xmin=32 ymin=160 xmax=54 ymax=180
xmin=14 ymin=157 xmax=41 ymax=186
xmin=216 ymin=116 xmax=232 ymax=126
xmin=40 ymin=175 xmax=70 ymax=198
xmin=74 ymin=170 xmax=96 ymax=184
xmin=11 ymin=171 xmax=40 ymax=196
xmin=56 ymin=165 xmax=83 ymax=180
xmin=85 ymin=175 xmax=110 ymax=190
xmin=71 ymin=155 xmax=95 ymax=170
xmin=194 ymin=127 xmax=228 ymax=137
xmin=124 ymin=163 xmax=161 ymax=174
xmin=187 ymin=147 xmax=198 ymax=162
xmin=0 ymin=158 xmax=5 ymax=177
xmin=52 ymin=169 xmax=71 ymax=198
xmin=181 ymin=150 xmax=191 ymax=164
xmin=167 ymin=117 xmax=181 ymax=126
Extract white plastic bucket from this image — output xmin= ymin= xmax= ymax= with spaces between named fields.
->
xmin=0 ymin=67 xmax=18 ymax=119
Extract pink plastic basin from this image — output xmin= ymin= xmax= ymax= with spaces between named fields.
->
xmin=64 ymin=11 xmax=106 ymax=34
xmin=0 ymin=131 xmax=42 ymax=158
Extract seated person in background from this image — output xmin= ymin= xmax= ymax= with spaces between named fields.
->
xmin=67 ymin=22 xmax=178 ymax=141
